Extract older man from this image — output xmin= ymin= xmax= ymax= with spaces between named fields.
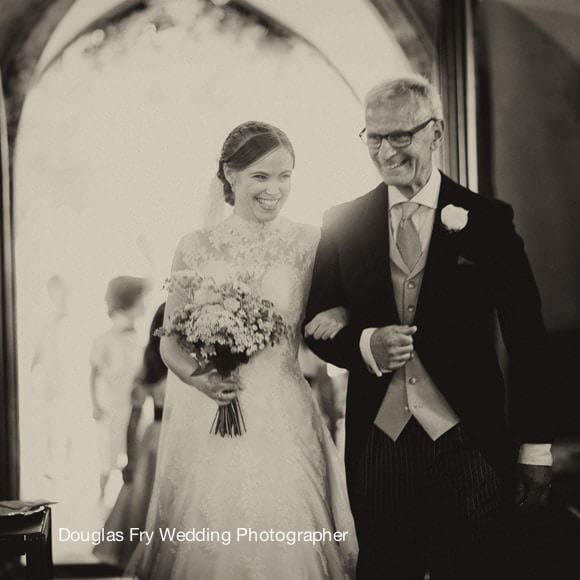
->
xmin=304 ymin=76 xmax=553 ymax=579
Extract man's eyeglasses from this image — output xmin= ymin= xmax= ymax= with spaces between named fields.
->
xmin=359 ymin=118 xmax=438 ymax=149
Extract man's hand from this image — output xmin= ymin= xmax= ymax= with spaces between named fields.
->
xmin=515 ymin=464 xmax=552 ymax=513
xmin=187 ymin=367 xmax=242 ymax=407
xmin=304 ymin=307 xmax=349 ymax=340
xmin=370 ymin=325 xmax=417 ymax=371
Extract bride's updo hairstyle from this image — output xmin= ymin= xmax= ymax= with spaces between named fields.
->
xmin=217 ymin=121 xmax=295 ymax=206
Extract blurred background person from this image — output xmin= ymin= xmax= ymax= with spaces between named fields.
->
xmin=30 ymin=275 xmax=75 ymax=482
xmin=89 ymin=275 xmax=150 ymax=502
xmin=94 ymin=303 xmax=167 ymax=569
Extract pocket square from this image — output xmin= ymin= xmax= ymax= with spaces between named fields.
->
xmin=457 ymin=256 xmax=476 ymax=266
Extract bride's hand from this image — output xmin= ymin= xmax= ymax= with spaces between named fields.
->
xmin=187 ymin=367 xmax=241 ymax=406
xmin=304 ymin=306 xmax=349 ymax=340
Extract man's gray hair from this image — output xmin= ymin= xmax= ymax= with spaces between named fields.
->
xmin=365 ymin=75 xmax=444 ymax=120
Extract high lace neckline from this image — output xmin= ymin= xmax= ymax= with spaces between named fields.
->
xmin=224 ymin=213 xmax=284 ymax=235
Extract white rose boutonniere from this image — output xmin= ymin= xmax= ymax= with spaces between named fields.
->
xmin=441 ymin=204 xmax=469 ymax=232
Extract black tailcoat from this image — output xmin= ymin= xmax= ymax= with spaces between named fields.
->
xmin=304 ymin=174 xmax=553 ymax=491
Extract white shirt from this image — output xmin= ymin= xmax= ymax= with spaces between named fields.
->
xmin=358 ymin=169 xmax=551 ymax=466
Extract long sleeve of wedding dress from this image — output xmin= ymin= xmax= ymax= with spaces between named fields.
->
xmin=125 ymin=215 xmax=358 ymax=580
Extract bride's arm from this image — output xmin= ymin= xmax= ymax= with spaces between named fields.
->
xmin=159 ymin=337 xmax=197 ymax=384
xmin=160 ymin=236 xmax=240 ymax=406
xmin=159 ymin=237 xmax=200 ymax=381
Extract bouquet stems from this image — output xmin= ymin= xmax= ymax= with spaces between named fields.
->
xmin=210 ymin=358 xmax=247 ymax=437
xmin=211 ymin=397 xmax=246 ymax=437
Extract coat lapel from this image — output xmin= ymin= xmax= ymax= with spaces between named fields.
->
xmin=358 ymin=183 xmax=399 ymax=324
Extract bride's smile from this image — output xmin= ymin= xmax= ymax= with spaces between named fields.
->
xmin=255 ymin=195 xmax=281 ymax=211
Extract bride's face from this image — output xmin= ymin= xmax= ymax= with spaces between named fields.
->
xmin=229 ymin=146 xmax=294 ymax=223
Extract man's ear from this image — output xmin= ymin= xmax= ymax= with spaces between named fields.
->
xmin=431 ymin=119 xmax=445 ymax=151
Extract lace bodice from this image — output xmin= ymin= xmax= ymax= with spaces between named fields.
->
xmin=171 ymin=214 xmax=320 ymax=357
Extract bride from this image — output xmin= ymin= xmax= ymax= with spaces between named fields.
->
xmin=126 ymin=121 xmax=358 ymax=579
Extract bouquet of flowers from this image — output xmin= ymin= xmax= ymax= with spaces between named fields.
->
xmin=157 ymin=272 xmax=288 ymax=437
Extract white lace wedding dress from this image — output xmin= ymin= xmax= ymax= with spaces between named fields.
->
xmin=127 ymin=214 xmax=358 ymax=579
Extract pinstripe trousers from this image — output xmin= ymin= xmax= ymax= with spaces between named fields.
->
xmin=352 ymin=419 xmax=510 ymax=580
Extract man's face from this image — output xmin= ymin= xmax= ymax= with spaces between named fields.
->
xmin=364 ymin=96 xmax=443 ymax=196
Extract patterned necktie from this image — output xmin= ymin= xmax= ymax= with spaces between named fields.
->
xmin=396 ymin=202 xmax=422 ymax=271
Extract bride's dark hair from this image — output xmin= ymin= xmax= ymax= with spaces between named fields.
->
xmin=217 ymin=121 xmax=295 ymax=206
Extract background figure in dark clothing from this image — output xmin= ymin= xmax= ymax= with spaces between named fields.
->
xmin=93 ymin=303 xmax=167 ymax=570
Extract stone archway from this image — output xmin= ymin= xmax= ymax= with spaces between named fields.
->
xmin=0 ymin=0 xmax=471 ymax=507
xmin=1 ymin=0 xmax=440 ymax=154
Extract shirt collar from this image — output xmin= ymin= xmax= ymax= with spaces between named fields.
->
xmin=388 ymin=168 xmax=441 ymax=210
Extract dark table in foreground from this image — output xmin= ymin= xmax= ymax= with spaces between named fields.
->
xmin=0 ymin=507 xmax=52 ymax=579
